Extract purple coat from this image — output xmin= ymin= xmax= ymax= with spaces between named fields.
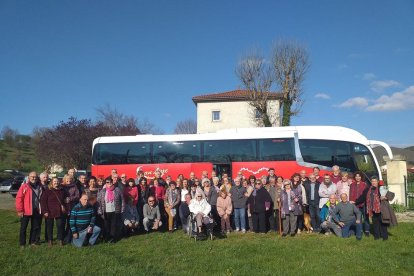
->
xmin=280 ymin=189 xmax=303 ymax=218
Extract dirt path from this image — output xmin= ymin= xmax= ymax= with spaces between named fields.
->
xmin=0 ymin=193 xmax=15 ymax=210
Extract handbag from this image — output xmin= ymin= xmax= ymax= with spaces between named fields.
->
xmin=52 ymin=190 xmax=66 ymax=214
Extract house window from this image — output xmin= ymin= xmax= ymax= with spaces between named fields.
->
xmin=212 ymin=111 xmax=221 ymax=121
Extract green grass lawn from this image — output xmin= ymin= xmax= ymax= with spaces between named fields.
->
xmin=0 ymin=209 xmax=413 ymax=275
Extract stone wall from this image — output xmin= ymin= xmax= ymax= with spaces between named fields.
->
xmin=384 ymin=155 xmax=407 ymax=205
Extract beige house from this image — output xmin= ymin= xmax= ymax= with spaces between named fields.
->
xmin=192 ymin=90 xmax=282 ymax=134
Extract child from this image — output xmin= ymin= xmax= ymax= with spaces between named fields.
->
xmin=123 ymin=197 xmax=139 ymax=234
xmin=216 ymin=190 xmax=233 ymax=234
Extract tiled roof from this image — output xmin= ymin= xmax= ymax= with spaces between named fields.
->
xmin=192 ymin=89 xmax=282 ymax=104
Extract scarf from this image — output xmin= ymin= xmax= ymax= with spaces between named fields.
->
xmin=366 ymin=186 xmax=381 ymax=216
xmin=106 ymin=185 xmax=115 ymax=203
xmin=252 ymin=187 xmax=258 ymax=197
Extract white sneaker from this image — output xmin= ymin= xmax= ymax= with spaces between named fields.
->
xmin=235 ymin=228 xmax=240 ymax=232
xmin=242 ymin=229 xmax=246 ymax=233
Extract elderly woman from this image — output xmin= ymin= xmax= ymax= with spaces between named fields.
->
xmin=203 ymin=179 xmax=218 ymax=220
xmin=62 ymin=174 xmax=79 ymax=243
xmin=165 ymin=181 xmax=180 ymax=232
xmin=97 ymin=177 xmax=125 ymax=243
xmin=336 ymin=172 xmax=351 ymax=200
xmin=247 ymin=179 xmax=272 ymax=233
xmin=366 ymin=176 xmax=390 ymax=240
xmin=189 ymin=189 xmax=211 ymax=233
xmin=41 ymin=177 xmax=66 ymax=247
xmin=281 ymin=179 xmax=302 ymax=237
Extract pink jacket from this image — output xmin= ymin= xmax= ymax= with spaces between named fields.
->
xmin=16 ymin=182 xmax=41 ymax=216
xmin=216 ymin=196 xmax=232 ymax=217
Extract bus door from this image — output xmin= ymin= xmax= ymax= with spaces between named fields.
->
xmin=213 ymin=163 xmax=231 ymax=180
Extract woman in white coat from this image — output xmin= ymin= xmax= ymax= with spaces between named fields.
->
xmin=189 ymin=188 xmax=211 ymax=232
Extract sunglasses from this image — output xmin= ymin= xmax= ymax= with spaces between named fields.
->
xmin=149 ymin=200 xmax=155 ymax=203
xmin=105 ymin=181 xmax=111 ymax=184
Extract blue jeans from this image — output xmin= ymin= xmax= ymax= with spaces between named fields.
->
xmin=72 ymin=226 xmax=101 ymax=248
xmin=234 ymin=208 xmax=246 ymax=230
xmin=341 ymin=219 xmax=362 ymax=240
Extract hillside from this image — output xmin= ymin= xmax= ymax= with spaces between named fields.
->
xmin=405 ymin=146 xmax=414 ymax=151
xmin=373 ymin=146 xmax=414 ymax=167
xmin=0 ymin=135 xmax=43 ymax=174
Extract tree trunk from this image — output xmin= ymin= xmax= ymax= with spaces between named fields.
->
xmin=263 ymin=113 xmax=272 ymax=127
xmin=281 ymin=100 xmax=292 ymax=126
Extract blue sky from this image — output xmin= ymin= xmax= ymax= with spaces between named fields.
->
xmin=0 ymin=0 xmax=413 ymax=147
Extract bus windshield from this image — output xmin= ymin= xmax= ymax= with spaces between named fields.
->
xmin=298 ymin=139 xmax=379 ymax=178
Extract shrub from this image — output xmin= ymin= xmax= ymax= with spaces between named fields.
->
xmin=391 ymin=203 xmax=408 ymax=213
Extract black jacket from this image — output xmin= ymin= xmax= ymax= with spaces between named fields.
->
xmin=304 ymin=180 xmax=321 ymax=205
xmin=248 ymin=187 xmax=272 ymax=213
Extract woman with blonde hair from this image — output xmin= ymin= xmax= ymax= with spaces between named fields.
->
xmin=336 ymin=172 xmax=351 ymax=200
xmin=62 ymin=174 xmax=79 ymax=243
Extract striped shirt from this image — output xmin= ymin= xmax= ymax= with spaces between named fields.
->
xmin=69 ymin=203 xmax=95 ymax=234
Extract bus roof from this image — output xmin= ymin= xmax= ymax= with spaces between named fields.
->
xmin=93 ymin=126 xmax=370 ymax=146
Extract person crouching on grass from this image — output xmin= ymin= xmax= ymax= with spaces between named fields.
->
xmin=69 ymin=193 xmax=101 ymax=247
xmin=143 ymin=196 xmax=162 ymax=232
xmin=123 ymin=197 xmax=139 ymax=235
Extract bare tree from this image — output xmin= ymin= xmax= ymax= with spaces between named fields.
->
xmin=137 ymin=119 xmax=164 ymax=135
xmin=96 ymin=104 xmax=163 ymax=134
xmin=272 ymin=40 xmax=309 ymax=126
xmin=237 ymin=41 xmax=309 ymax=127
xmin=96 ymin=104 xmax=140 ymax=135
xmin=1 ymin=126 xmax=19 ymax=147
xmin=174 ymin=119 xmax=197 ymax=134
xmin=236 ymin=52 xmax=274 ymax=127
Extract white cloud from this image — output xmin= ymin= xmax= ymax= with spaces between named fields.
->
xmin=362 ymin=73 xmax=376 ymax=81
xmin=338 ymin=97 xmax=369 ymax=108
xmin=367 ymin=86 xmax=414 ymax=111
xmin=314 ymin=93 xmax=331 ymax=100
xmin=370 ymin=80 xmax=401 ymax=92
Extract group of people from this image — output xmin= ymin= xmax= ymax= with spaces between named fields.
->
xmin=16 ymin=165 xmax=397 ymax=248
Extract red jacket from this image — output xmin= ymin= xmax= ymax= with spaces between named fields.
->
xmin=123 ymin=186 xmax=139 ymax=206
xmin=349 ymin=181 xmax=368 ymax=208
xmin=155 ymin=185 xmax=166 ymax=201
xmin=16 ymin=182 xmax=42 ymax=216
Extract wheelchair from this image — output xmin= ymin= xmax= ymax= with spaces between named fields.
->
xmin=187 ymin=212 xmax=215 ymax=241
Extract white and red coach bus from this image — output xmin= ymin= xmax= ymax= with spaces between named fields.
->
xmin=91 ymin=126 xmax=393 ymax=182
